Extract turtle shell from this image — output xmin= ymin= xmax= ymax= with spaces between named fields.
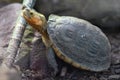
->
xmin=47 ymin=15 xmax=111 ymax=71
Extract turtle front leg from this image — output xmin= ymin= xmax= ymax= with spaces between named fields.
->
xmin=46 ymin=47 xmax=58 ymax=75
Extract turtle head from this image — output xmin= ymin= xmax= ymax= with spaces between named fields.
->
xmin=22 ymin=8 xmax=47 ymax=33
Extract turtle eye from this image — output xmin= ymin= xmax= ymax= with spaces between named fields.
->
xmin=30 ymin=12 xmax=33 ymax=15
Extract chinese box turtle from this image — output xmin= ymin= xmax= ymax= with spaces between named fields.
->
xmin=22 ymin=8 xmax=111 ymax=74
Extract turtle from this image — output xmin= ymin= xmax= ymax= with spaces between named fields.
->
xmin=22 ymin=8 xmax=111 ymax=74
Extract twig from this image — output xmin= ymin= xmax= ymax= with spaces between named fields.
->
xmin=2 ymin=0 xmax=36 ymax=68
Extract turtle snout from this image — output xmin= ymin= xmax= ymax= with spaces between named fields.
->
xmin=23 ymin=8 xmax=30 ymax=14
xmin=22 ymin=8 xmax=31 ymax=19
xmin=22 ymin=5 xmax=31 ymax=10
xmin=25 ymin=8 xmax=30 ymax=12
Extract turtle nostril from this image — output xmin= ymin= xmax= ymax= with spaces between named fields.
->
xmin=22 ymin=6 xmax=30 ymax=12
xmin=30 ymin=12 xmax=33 ymax=15
xmin=22 ymin=5 xmax=26 ymax=10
